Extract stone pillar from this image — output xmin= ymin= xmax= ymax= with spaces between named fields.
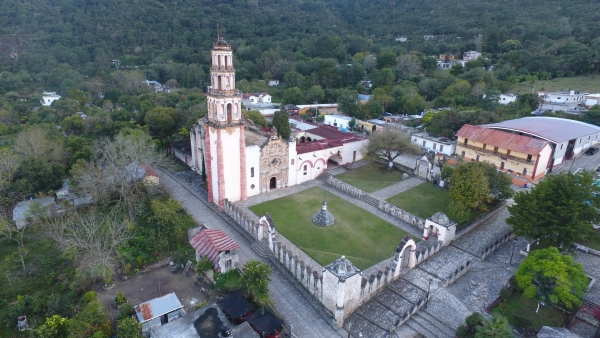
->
xmin=334 ymin=279 xmax=346 ymax=328
xmin=422 ymin=226 xmax=429 ymax=241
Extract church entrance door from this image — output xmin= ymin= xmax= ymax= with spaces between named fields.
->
xmin=270 ymin=177 xmax=277 ymax=190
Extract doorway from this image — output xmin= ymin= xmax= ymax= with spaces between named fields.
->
xmin=269 ymin=177 xmax=277 ymax=190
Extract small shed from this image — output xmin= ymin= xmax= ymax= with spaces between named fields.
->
xmin=189 ymin=229 xmax=241 ymax=273
xmin=140 ymin=163 xmax=160 ymax=186
xmin=135 ymin=293 xmax=184 ymax=334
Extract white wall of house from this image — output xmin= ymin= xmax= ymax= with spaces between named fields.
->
xmin=324 ymin=115 xmax=352 ymax=129
xmin=499 ymin=94 xmax=517 ymax=105
xmin=544 ymin=91 xmax=585 ymax=104
xmin=339 ymin=139 xmax=367 ymax=164
xmin=411 ymin=135 xmax=455 ymax=156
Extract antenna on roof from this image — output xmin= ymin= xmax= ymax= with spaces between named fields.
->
xmin=217 ymin=24 xmax=220 ymax=40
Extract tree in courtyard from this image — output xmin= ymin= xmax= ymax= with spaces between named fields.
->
xmin=450 ymin=161 xmax=513 ymax=211
xmin=475 ymin=315 xmax=513 ymax=338
xmin=515 ymin=247 xmax=588 ymax=311
xmin=361 ymin=129 xmax=420 ymax=170
xmin=507 ymin=171 xmax=600 ymax=248
xmin=272 ymin=110 xmax=291 ymax=140
xmin=242 ymin=260 xmax=273 ymax=309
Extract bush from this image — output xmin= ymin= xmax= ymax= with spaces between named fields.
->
xmin=82 ymin=291 xmax=98 ymax=303
xmin=215 ymin=270 xmax=243 ymax=292
xmin=118 ymin=303 xmax=135 ymax=319
xmin=115 ymin=291 xmax=127 ymax=306
xmin=499 ymin=288 xmax=511 ymax=301
xmin=499 ymin=302 xmax=508 ymax=315
xmin=196 ymin=258 xmax=213 ymax=274
xmin=508 ymin=276 xmax=519 ymax=289
xmin=465 ymin=312 xmax=482 ymax=331
xmin=455 ymin=324 xmax=469 ymax=337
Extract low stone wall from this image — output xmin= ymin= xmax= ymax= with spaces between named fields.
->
xmin=326 ymin=176 xmax=365 ymax=199
xmin=359 ymin=258 xmax=395 ymax=303
xmin=139 ymin=257 xmax=172 ymax=274
xmin=440 ymin=260 xmax=473 ymax=287
xmin=377 ymin=200 xmax=425 ymax=229
xmin=480 ymin=231 xmax=514 ymax=261
xmin=271 ymin=235 xmax=324 ymax=302
xmin=414 ymin=241 xmax=444 ymax=265
xmin=223 ymin=199 xmax=263 ymax=241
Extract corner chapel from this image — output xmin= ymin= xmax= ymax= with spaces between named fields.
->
xmin=190 ymin=33 xmax=368 ymax=210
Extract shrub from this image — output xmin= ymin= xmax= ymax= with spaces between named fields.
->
xmin=82 ymin=291 xmax=98 ymax=303
xmin=455 ymin=324 xmax=469 ymax=337
xmin=465 ymin=312 xmax=482 ymax=331
xmin=118 ymin=303 xmax=135 ymax=319
xmin=499 ymin=288 xmax=511 ymax=301
xmin=508 ymin=276 xmax=518 ymax=289
xmin=499 ymin=302 xmax=508 ymax=315
xmin=196 ymin=258 xmax=213 ymax=274
xmin=513 ymin=310 xmax=531 ymax=328
xmin=115 ymin=291 xmax=127 ymax=306
xmin=215 ymin=270 xmax=243 ymax=292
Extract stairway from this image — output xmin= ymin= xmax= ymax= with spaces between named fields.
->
xmin=405 ymin=317 xmax=443 ymax=338
xmin=251 ymin=239 xmax=273 ymax=258
xmin=316 ymin=171 xmax=333 ymax=183
xmin=413 ymin=310 xmax=456 ymax=338
xmin=361 ymin=194 xmax=381 ymax=207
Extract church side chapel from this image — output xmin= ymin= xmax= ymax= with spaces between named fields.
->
xmin=190 ymin=31 xmax=368 ymax=210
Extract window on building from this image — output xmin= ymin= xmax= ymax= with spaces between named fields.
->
xmin=291 ymin=159 xmax=294 ymax=165
xmin=440 ymin=145 xmax=444 ymax=152
xmin=433 ymin=143 xmax=437 ymax=150
xmin=500 ymin=162 xmax=505 ymax=170
xmin=476 ymin=154 xmax=480 ymax=161
xmin=413 ymin=138 xmax=417 ymax=142
xmin=527 ymin=154 xmax=532 ymax=162
xmin=304 ymin=165 xmax=307 ymax=171
xmin=251 ymin=167 xmax=254 ymax=177
xmin=483 ymin=144 xmax=487 ymax=149
xmin=523 ymin=168 xmax=527 ymax=176
xmin=506 ymin=150 xmax=511 ymax=156
xmin=225 ymin=260 xmax=232 ymax=271
xmin=461 ymin=151 xmax=466 ymax=157
xmin=494 ymin=146 xmax=499 ymax=152
xmin=580 ymin=139 xmax=582 ymax=143
xmin=561 ymin=144 xmax=564 ymax=149
xmin=423 ymin=140 xmax=426 ymax=147
xmin=464 ymin=138 xmax=469 ymax=145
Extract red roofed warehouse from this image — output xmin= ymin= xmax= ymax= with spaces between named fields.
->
xmin=189 ymin=229 xmax=241 ymax=273
xmin=455 ymin=124 xmax=553 ymax=184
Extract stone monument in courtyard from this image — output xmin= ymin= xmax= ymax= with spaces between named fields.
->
xmin=313 ymin=201 xmax=335 ymax=226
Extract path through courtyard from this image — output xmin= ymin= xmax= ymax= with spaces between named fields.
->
xmin=157 ymin=169 xmax=347 ymax=338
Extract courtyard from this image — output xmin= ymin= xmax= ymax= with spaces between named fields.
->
xmin=386 ymin=183 xmax=484 ymax=224
xmin=335 ymin=162 xmax=405 ymax=193
xmin=249 ymin=186 xmax=415 ymax=269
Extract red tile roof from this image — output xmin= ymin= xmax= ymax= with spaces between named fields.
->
xmin=189 ymin=229 xmax=240 ymax=272
xmin=296 ymin=140 xmax=331 ymax=154
xmin=456 ymin=124 xmax=549 ymax=155
xmin=294 ymin=124 xmax=365 ymax=154
xmin=140 ymin=163 xmax=158 ymax=177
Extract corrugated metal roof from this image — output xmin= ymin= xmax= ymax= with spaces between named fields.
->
xmin=134 ymin=292 xmax=183 ymax=323
xmin=189 ymin=229 xmax=240 ymax=272
xmin=456 ymin=124 xmax=549 ymax=155
xmin=482 ymin=117 xmax=600 ymax=143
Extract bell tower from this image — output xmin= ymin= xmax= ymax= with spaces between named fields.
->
xmin=204 ymin=29 xmax=247 ymax=210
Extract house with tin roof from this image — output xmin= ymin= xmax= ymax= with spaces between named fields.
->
xmin=135 ymin=293 xmax=185 ymax=335
xmin=455 ymin=124 xmax=553 ymax=182
xmin=189 ymin=229 xmax=241 ymax=273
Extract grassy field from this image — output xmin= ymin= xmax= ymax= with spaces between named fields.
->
xmin=509 ymin=75 xmax=600 ymax=95
xmin=249 ymin=187 xmax=415 ymax=269
xmin=336 ymin=163 xmax=404 ymax=193
xmin=492 ymin=290 xmax=569 ymax=329
xmin=386 ymin=183 xmax=483 ymax=223
xmin=578 ymin=231 xmax=600 ymax=251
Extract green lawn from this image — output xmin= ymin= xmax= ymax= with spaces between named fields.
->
xmin=509 ymin=75 xmax=600 ymax=95
xmin=386 ymin=183 xmax=484 ymax=223
xmin=578 ymin=231 xmax=600 ymax=251
xmin=249 ymin=187 xmax=415 ymax=269
xmin=492 ymin=290 xmax=569 ymax=329
xmin=335 ymin=163 xmax=404 ymax=193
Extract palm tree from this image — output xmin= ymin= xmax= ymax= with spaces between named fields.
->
xmin=475 ymin=315 xmax=514 ymax=338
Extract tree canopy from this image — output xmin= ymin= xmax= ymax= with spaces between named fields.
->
xmin=507 ymin=171 xmax=600 ymax=248
xmin=361 ymin=129 xmax=420 ymax=166
xmin=449 ymin=161 xmax=512 ymax=210
xmin=515 ymin=247 xmax=588 ymax=310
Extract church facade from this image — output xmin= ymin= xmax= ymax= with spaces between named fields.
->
xmin=190 ymin=35 xmax=368 ymax=210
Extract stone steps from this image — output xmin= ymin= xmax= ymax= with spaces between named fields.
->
xmin=405 ymin=317 xmax=442 ymax=338
xmin=251 ymin=239 xmax=273 ymax=258
xmin=417 ymin=310 xmax=456 ymax=337
xmin=316 ymin=171 xmax=332 ymax=183
xmin=361 ymin=194 xmax=381 ymax=207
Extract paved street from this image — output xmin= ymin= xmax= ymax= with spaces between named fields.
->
xmin=157 ymin=169 xmax=346 ymax=338
xmin=554 ymin=149 xmax=600 ymax=174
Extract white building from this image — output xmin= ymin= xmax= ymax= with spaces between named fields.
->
xmin=462 ymin=51 xmax=481 ymax=61
xmin=242 ymin=92 xmax=272 ymax=104
xmin=395 ymin=36 xmax=408 ymax=42
xmin=498 ymin=93 xmax=518 ymax=105
xmin=190 ymin=35 xmax=367 ymax=210
xmin=267 ymin=80 xmax=280 ymax=86
xmin=411 ymin=132 xmax=456 ymax=156
xmin=535 ymin=90 xmax=588 ymax=115
xmin=585 ymin=94 xmax=600 ymax=107
xmin=324 ymin=114 xmax=353 ymax=130
xmin=41 ymin=92 xmax=61 ymax=106
xmin=144 ymin=80 xmax=165 ymax=93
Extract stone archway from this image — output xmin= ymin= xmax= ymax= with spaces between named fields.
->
xmin=393 ymin=236 xmax=417 ymax=277
xmin=270 ymin=177 xmax=277 ymax=190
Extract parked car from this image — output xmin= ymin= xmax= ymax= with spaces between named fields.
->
xmin=586 ymin=147 xmax=599 ymax=155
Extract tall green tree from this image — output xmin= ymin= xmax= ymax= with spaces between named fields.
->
xmin=475 ymin=315 xmax=513 ymax=338
xmin=144 ymin=107 xmax=177 ymax=145
xmin=282 ymin=87 xmax=306 ymax=105
xmin=242 ymin=260 xmax=273 ymax=309
xmin=507 ymin=171 xmax=600 ymax=248
xmin=449 ymin=162 xmax=491 ymax=210
xmin=243 ymin=110 xmax=268 ymax=129
xmin=515 ymin=247 xmax=588 ymax=311
xmin=272 ymin=110 xmax=291 ymax=140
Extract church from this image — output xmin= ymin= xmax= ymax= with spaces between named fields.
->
xmin=190 ymin=34 xmax=368 ymax=210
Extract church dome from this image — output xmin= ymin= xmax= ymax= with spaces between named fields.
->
xmin=313 ymin=201 xmax=334 ymax=226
